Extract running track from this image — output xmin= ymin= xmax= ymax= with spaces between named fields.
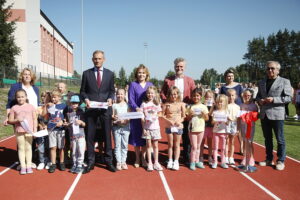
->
xmin=0 ymin=121 xmax=299 ymax=200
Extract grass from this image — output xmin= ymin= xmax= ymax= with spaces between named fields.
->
xmin=1 ymin=87 xmax=300 ymax=161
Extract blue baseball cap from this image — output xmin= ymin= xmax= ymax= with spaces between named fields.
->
xmin=70 ymin=95 xmax=80 ymax=103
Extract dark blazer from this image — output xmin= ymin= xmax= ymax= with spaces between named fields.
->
xmin=6 ymin=82 xmax=39 ymax=109
xmin=80 ymin=67 xmax=115 ymax=102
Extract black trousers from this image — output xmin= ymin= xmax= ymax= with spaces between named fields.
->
xmin=85 ymin=107 xmax=113 ymax=165
xmin=182 ymin=120 xmax=191 ymax=163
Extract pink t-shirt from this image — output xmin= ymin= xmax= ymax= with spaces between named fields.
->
xmin=141 ymin=101 xmax=161 ymax=130
xmin=10 ymin=103 xmax=36 ymax=133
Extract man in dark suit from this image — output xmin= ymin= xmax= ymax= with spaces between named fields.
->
xmin=80 ymin=50 xmax=116 ymax=173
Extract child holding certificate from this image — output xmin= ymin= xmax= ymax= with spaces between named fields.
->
xmin=162 ymin=86 xmax=186 ymax=170
xmin=112 ymin=89 xmax=130 ymax=170
xmin=8 ymin=89 xmax=37 ymax=175
xmin=186 ymin=88 xmax=209 ymax=170
xmin=141 ymin=86 xmax=163 ymax=171
xmin=211 ymin=94 xmax=229 ymax=169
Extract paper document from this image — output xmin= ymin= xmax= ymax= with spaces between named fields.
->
xmin=118 ymin=112 xmax=144 ymax=120
xmin=90 ymin=101 xmax=108 ymax=109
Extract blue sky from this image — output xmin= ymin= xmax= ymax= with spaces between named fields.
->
xmin=41 ymin=0 xmax=300 ymax=79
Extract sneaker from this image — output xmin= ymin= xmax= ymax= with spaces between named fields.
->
xmin=45 ymin=162 xmax=51 ymax=170
xmin=75 ymin=166 xmax=84 ymax=174
xmin=196 ymin=162 xmax=205 ymax=169
xmin=225 ymin=157 xmax=229 ymax=164
xmin=31 ymin=163 xmax=36 ymax=169
xmin=48 ymin=164 xmax=56 ymax=173
xmin=121 ymin=163 xmax=128 ymax=170
xmin=70 ymin=165 xmax=77 ymax=173
xmin=229 ymin=157 xmax=235 ymax=165
xmin=249 ymin=157 xmax=255 ymax=166
xmin=20 ymin=168 xmax=26 ymax=175
xmin=17 ymin=165 xmax=21 ymax=171
xmin=154 ymin=163 xmax=163 ymax=171
xmin=189 ymin=162 xmax=196 ymax=171
xmin=59 ymin=163 xmax=66 ymax=171
xmin=167 ymin=160 xmax=173 ymax=169
xmin=147 ymin=163 xmax=153 ymax=172
xmin=37 ymin=163 xmax=45 ymax=170
xmin=172 ymin=160 xmax=179 ymax=170
xmin=293 ymin=114 xmax=298 ymax=119
xmin=26 ymin=167 xmax=33 ymax=174
xmin=220 ymin=163 xmax=229 ymax=169
xmin=276 ymin=161 xmax=285 ymax=171
xmin=116 ymin=163 xmax=122 ymax=171
xmin=211 ymin=162 xmax=217 ymax=169
xmin=259 ymin=160 xmax=274 ymax=166
xmin=208 ymin=157 xmax=213 ymax=166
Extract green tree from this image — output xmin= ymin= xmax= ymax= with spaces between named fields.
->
xmin=128 ymin=67 xmax=136 ymax=83
xmin=0 ymin=0 xmax=20 ymax=79
xmin=118 ymin=66 xmax=127 ymax=88
xmin=200 ymin=68 xmax=218 ymax=86
xmin=165 ymin=70 xmax=175 ymax=78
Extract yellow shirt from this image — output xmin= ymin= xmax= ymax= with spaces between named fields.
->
xmin=187 ymin=103 xmax=208 ymax=132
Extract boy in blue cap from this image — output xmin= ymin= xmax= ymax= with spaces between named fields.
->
xmin=63 ymin=95 xmax=86 ymax=173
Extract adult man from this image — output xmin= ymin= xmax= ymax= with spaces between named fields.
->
xmin=160 ymin=57 xmax=195 ymax=166
xmin=80 ymin=50 xmax=116 ymax=173
xmin=257 ymin=61 xmax=293 ymax=171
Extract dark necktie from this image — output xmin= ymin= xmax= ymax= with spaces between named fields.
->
xmin=97 ymin=69 xmax=102 ymax=88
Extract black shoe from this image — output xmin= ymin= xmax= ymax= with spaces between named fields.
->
xmin=107 ymin=164 xmax=117 ymax=172
xmin=70 ymin=165 xmax=77 ymax=173
xmin=48 ymin=164 xmax=56 ymax=173
xmin=75 ymin=166 xmax=84 ymax=174
xmin=59 ymin=163 xmax=66 ymax=171
xmin=83 ymin=164 xmax=94 ymax=174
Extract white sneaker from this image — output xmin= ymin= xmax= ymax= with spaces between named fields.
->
xmin=208 ymin=157 xmax=213 ymax=166
xmin=37 ymin=163 xmax=45 ymax=170
xmin=225 ymin=157 xmax=229 ymax=164
xmin=45 ymin=162 xmax=52 ymax=170
xmin=167 ymin=160 xmax=173 ymax=169
xmin=276 ymin=161 xmax=285 ymax=171
xmin=31 ymin=163 xmax=36 ymax=169
xmin=293 ymin=114 xmax=298 ymax=119
xmin=211 ymin=162 xmax=217 ymax=169
xmin=172 ymin=161 xmax=179 ymax=170
xmin=229 ymin=157 xmax=235 ymax=165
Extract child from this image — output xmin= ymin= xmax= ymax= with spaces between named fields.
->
xmin=162 ymin=86 xmax=186 ymax=170
xmin=225 ymin=89 xmax=240 ymax=165
xmin=44 ymin=89 xmax=67 ymax=173
xmin=63 ymin=95 xmax=86 ymax=173
xmin=8 ymin=89 xmax=37 ymax=175
xmin=141 ymin=86 xmax=163 ymax=171
xmin=201 ymin=90 xmax=214 ymax=166
xmin=211 ymin=94 xmax=229 ymax=169
xmin=293 ymin=82 xmax=300 ymax=120
xmin=239 ymin=89 xmax=258 ymax=168
xmin=112 ymin=89 xmax=130 ymax=170
xmin=36 ymin=91 xmax=51 ymax=170
xmin=186 ymin=88 xmax=209 ymax=170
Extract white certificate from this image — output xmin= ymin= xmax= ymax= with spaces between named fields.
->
xmin=20 ymin=119 xmax=32 ymax=134
xmin=117 ymin=112 xmax=144 ymax=120
xmin=90 ymin=101 xmax=108 ymax=109
xmin=213 ymin=113 xmax=227 ymax=122
xmin=193 ymin=108 xmax=202 ymax=115
xmin=32 ymin=130 xmax=48 ymax=137
xmin=170 ymin=126 xmax=179 ymax=133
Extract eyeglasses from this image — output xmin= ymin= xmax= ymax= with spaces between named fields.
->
xmin=266 ymin=67 xmax=276 ymax=71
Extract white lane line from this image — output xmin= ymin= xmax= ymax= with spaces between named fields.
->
xmin=0 ymin=135 xmax=15 ymax=143
xmin=253 ymin=142 xmax=300 ymax=163
xmin=0 ymin=162 xmax=18 ymax=176
xmin=63 ymin=173 xmax=82 ymax=200
xmin=239 ymin=170 xmax=281 ymax=200
xmin=158 ymin=171 xmax=174 ymax=200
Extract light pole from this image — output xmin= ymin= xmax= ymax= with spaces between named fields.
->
xmin=144 ymin=42 xmax=148 ymax=66
xmin=81 ymin=0 xmax=84 ymax=75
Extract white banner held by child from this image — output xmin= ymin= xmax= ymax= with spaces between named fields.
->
xmin=20 ymin=119 xmax=33 ymax=134
xmin=213 ymin=113 xmax=228 ymax=122
xmin=118 ymin=112 xmax=144 ymax=120
xmin=32 ymin=130 xmax=48 ymax=137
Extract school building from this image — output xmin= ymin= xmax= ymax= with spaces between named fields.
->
xmin=5 ymin=0 xmax=74 ymax=78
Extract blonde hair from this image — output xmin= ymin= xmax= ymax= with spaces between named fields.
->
xmin=215 ymin=94 xmax=228 ymax=110
xmin=144 ymin=86 xmax=160 ymax=105
xmin=18 ymin=68 xmax=36 ymax=85
xmin=242 ymin=89 xmax=254 ymax=103
xmin=166 ymin=86 xmax=181 ymax=103
xmin=135 ymin=64 xmax=150 ymax=81
xmin=116 ymin=88 xmax=126 ymax=103
xmin=204 ymin=90 xmax=214 ymax=99
xmin=51 ymin=89 xmax=62 ymax=97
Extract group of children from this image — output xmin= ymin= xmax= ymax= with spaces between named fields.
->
xmin=8 ymin=82 xmax=259 ymax=175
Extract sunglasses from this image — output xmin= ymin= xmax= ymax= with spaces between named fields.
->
xmin=266 ymin=67 xmax=276 ymax=71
